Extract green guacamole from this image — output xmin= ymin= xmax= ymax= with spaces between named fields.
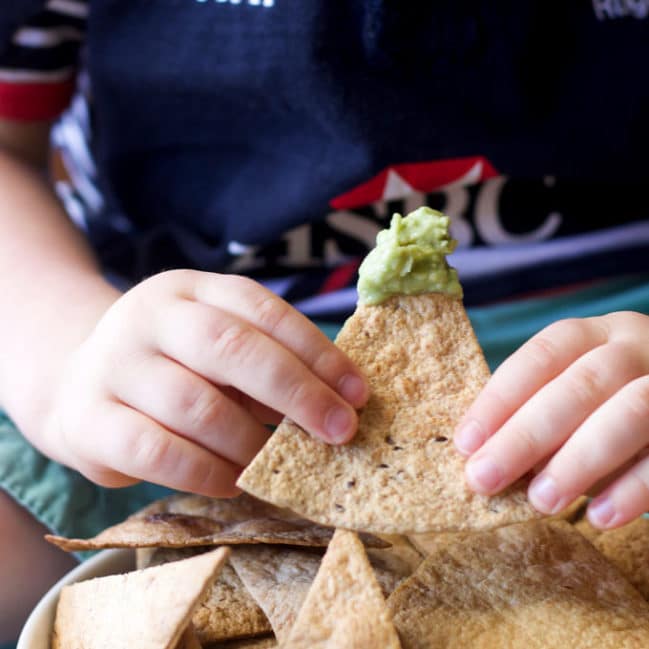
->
xmin=357 ymin=207 xmax=462 ymax=305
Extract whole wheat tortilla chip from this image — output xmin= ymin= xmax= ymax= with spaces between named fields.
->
xmin=230 ymin=546 xmax=320 ymax=643
xmin=46 ymin=492 xmax=387 ymax=552
xmin=208 ymin=638 xmax=277 ymax=648
xmin=238 ymin=294 xmax=538 ymax=534
xmin=230 ymin=543 xmax=408 ymax=643
xmin=592 ymin=517 xmax=649 ymax=601
xmin=175 ymin=626 xmax=202 ymax=649
xmin=370 ymin=534 xmax=424 ymax=574
xmin=141 ymin=547 xmax=272 ymax=643
xmin=281 ymin=529 xmax=401 ymax=649
xmin=406 ymin=530 xmax=459 ymax=557
xmin=573 ymin=515 xmax=603 ymax=542
xmin=52 ymin=547 xmax=229 ymax=649
xmin=387 ymin=520 xmax=649 ymax=649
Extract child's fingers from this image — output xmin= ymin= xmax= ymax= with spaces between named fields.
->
xmin=219 ymin=386 xmax=283 ymax=427
xmin=107 ymin=353 xmax=272 ymax=467
xmin=156 ymin=299 xmax=358 ymax=444
xmin=454 ymin=317 xmax=608 ymax=456
xmin=587 ymin=450 xmax=649 ymax=529
xmin=463 ymin=341 xmax=643 ymax=496
xmin=75 ymin=400 xmax=243 ymax=497
xmin=530 ymin=374 xmax=649 ymax=517
xmin=188 ymin=272 xmax=368 ymax=408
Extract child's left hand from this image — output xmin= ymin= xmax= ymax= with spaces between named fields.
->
xmin=454 ymin=310 xmax=649 ymax=530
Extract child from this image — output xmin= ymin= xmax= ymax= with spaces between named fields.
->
xmin=1 ymin=1 xmax=648 ymax=640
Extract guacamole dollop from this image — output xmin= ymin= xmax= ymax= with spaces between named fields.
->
xmin=357 ymin=207 xmax=462 ymax=305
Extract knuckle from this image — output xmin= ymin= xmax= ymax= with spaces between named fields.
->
xmin=283 ymin=376 xmax=313 ymax=415
xmin=514 ymin=425 xmax=546 ymax=460
xmin=605 ymin=310 xmax=647 ymax=330
xmin=602 ymin=340 xmax=645 ymax=376
xmin=619 ymin=376 xmax=649 ymax=423
xmin=182 ymin=387 xmax=224 ymax=431
xmin=311 ymin=346 xmax=345 ymax=379
xmin=564 ymin=363 xmax=602 ymax=406
xmin=524 ymin=335 xmax=560 ymax=373
xmin=254 ymin=293 xmax=291 ymax=336
xmin=210 ymin=321 xmax=256 ymax=362
xmin=129 ymin=427 xmax=174 ymax=475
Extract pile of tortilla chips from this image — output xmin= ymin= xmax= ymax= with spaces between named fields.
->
xmin=47 ymin=285 xmax=649 ymax=648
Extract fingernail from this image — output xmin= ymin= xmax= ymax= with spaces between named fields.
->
xmin=466 ymin=456 xmax=504 ymax=493
xmin=588 ymin=497 xmax=617 ymax=528
xmin=529 ymin=475 xmax=561 ymax=513
xmin=454 ymin=419 xmax=485 ymax=456
xmin=325 ymin=405 xmax=355 ymax=444
xmin=337 ymin=373 xmax=367 ymax=407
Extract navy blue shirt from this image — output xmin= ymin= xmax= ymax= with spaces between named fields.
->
xmin=2 ymin=1 xmax=649 ymax=317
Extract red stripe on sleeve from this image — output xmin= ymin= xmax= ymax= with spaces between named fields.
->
xmin=0 ymin=78 xmax=76 ymax=121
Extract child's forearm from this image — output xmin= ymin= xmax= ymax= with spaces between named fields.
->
xmin=0 ymin=150 xmax=120 ymax=461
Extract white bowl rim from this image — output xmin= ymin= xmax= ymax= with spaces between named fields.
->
xmin=17 ymin=549 xmax=134 ymax=649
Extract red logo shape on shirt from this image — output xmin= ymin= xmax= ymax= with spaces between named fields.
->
xmin=330 ymin=156 xmax=499 ymax=210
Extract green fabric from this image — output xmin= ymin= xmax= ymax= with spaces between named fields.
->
xmin=467 ymin=274 xmax=649 ymax=371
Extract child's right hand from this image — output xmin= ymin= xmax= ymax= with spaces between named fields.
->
xmin=45 ymin=270 xmax=368 ymax=496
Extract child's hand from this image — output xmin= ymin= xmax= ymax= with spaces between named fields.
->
xmin=48 ymin=271 xmax=368 ymax=496
xmin=454 ymin=311 xmax=649 ymax=529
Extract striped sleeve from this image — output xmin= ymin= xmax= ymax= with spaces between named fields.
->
xmin=0 ymin=0 xmax=87 ymax=121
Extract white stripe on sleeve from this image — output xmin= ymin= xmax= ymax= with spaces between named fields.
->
xmin=45 ymin=0 xmax=89 ymax=19
xmin=0 ymin=66 xmax=74 ymax=82
xmin=13 ymin=26 xmax=83 ymax=48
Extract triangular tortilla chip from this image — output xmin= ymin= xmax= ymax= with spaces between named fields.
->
xmin=370 ymin=534 xmax=424 ymax=573
xmin=52 ymin=547 xmax=229 ymax=649
xmin=45 ymin=492 xmax=387 ymax=551
xmin=238 ymin=294 xmax=538 ymax=534
xmin=388 ymin=520 xmax=649 ymax=648
xmin=591 ymin=517 xmax=649 ymax=601
xmin=174 ymin=626 xmax=202 ymax=649
xmin=141 ymin=547 xmax=272 ymax=643
xmin=573 ymin=515 xmax=603 ymax=542
xmin=209 ymin=638 xmax=277 ymax=648
xmin=230 ymin=546 xmax=320 ymax=643
xmin=281 ymin=529 xmax=401 ymax=649
xmin=407 ymin=530 xmax=460 ymax=557
xmin=230 ymin=543 xmax=409 ymax=643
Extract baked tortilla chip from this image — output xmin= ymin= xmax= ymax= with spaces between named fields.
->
xmin=281 ymin=529 xmax=401 ymax=649
xmin=52 ymin=547 xmax=229 ymax=649
xmin=388 ymin=520 xmax=649 ymax=649
xmin=592 ymin=517 xmax=649 ymax=601
xmin=175 ymin=626 xmax=202 ymax=649
xmin=230 ymin=546 xmax=320 ymax=643
xmin=46 ymin=492 xmax=387 ymax=552
xmin=238 ymin=294 xmax=538 ymax=534
xmin=141 ymin=547 xmax=272 ymax=643
xmin=370 ymin=534 xmax=424 ymax=573
xmin=209 ymin=639 xmax=277 ymax=648
xmin=573 ymin=515 xmax=603 ymax=542
xmin=407 ymin=530 xmax=459 ymax=557
xmin=230 ymin=543 xmax=409 ymax=643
